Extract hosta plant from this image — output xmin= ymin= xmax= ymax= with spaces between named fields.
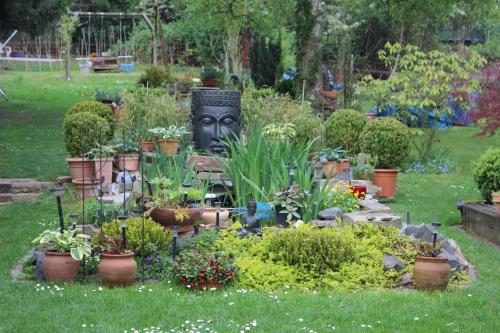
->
xmin=272 ymin=186 xmax=309 ymax=221
xmin=33 ymin=229 xmax=91 ymax=261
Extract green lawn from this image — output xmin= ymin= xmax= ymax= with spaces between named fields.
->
xmin=0 ymin=69 xmax=499 ymax=332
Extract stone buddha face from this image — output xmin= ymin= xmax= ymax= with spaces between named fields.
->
xmin=191 ymin=90 xmax=241 ymax=155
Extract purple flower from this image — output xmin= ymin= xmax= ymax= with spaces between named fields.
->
xmin=145 ymin=256 xmax=152 ymax=262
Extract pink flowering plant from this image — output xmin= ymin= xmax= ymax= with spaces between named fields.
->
xmin=171 ymin=250 xmax=238 ymax=288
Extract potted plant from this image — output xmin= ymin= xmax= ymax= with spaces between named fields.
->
xmin=138 ymin=128 xmax=157 ymax=153
xmin=146 ymin=177 xmax=205 ymax=233
xmin=87 ymin=144 xmax=116 ymax=191
xmin=200 ymin=67 xmax=223 ymax=87
xmin=359 ymin=118 xmax=410 ymax=198
xmin=412 ymin=241 xmax=451 ymax=291
xmin=94 ymin=233 xmax=137 ymax=287
xmin=171 ymin=250 xmax=238 ymax=289
xmin=272 ymin=186 xmax=309 ymax=227
xmin=151 ymin=126 xmax=189 ymax=156
xmin=63 ymin=111 xmax=112 ymax=181
xmin=32 ymin=229 xmax=91 ymax=282
xmin=352 ymin=154 xmax=377 ymax=182
xmin=113 ymin=138 xmax=140 ymax=172
xmin=315 ymin=147 xmax=349 ymax=179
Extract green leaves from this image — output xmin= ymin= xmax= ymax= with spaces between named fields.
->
xmin=33 ymin=229 xmax=91 ymax=261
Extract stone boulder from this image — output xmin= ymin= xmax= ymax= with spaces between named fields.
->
xmin=318 ymin=207 xmax=343 ymax=220
xmin=342 ymin=212 xmax=403 ymax=228
xmin=382 ymin=255 xmax=405 ymax=271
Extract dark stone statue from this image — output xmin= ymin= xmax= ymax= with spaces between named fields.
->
xmin=237 ymin=200 xmax=262 ymax=237
xmin=191 ymin=90 xmax=241 ymax=155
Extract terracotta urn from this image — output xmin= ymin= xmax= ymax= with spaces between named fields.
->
xmin=201 ymin=208 xmax=230 ymax=225
xmin=492 ymin=192 xmax=500 ymax=215
xmin=373 ymin=169 xmax=399 ymax=198
xmin=323 ymin=159 xmax=351 ymax=179
xmin=158 ymin=139 xmax=179 ymax=156
xmin=149 ymin=207 xmax=205 ymax=233
xmin=413 ymin=256 xmax=451 ymax=291
xmin=117 ymin=152 xmax=140 ymax=172
xmin=43 ymin=251 xmax=80 ymax=282
xmin=72 ymin=178 xmax=99 ymax=200
xmin=66 ymin=157 xmax=95 ymax=180
xmin=98 ymin=252 xmax=137 ymax=287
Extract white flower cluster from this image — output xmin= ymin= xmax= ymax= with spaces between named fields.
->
xmin=35 ymin=283 xmax=63 ymax=295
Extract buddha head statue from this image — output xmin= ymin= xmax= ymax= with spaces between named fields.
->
xmin=191 ymin=90 xmax=241 ymax=155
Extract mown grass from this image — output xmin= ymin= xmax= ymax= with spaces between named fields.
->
xmin=0 ymin=69 xmax=499 ymax=332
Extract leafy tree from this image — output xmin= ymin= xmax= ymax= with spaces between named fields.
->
xmin=355 ymin=42 xmax=486 ymax=161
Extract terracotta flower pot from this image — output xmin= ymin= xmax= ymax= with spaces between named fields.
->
xmin=413 ymin=256 xmax=451 ymax=291
xmin=492 ymin=192 xmax=500 ymax=215
xmin=140 ymin=141 xmax=156 ymax=153
xmin=43 ymin=251 xmax=81 ymax=282
xmin=201 ymin=208 xmax=230 ymax=225
xmin=201 ymin=79 xmax=220 ymax=87
xmin=323 ymin=159 xmax=350 ymax=179
xmin=94 ymin=157 xmax=113 ymax=190
xmin=117 ymin=152 xmax=140 ymax=172
xmin=72 ymin=178 xmax=99 ymax=200
xmin=98 ymin=252 xmax=137 ymax=287
xmin=373 ymin=169 xmax=399 ymax=198
xmin=158 ymin=139 xmax=179 ymax=156
xmin=149 ymin=207 xmax=205 ymax=233
xmin=66 ymin=157 xmax=95 ymax=180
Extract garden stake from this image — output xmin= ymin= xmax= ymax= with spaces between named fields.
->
xmin=406 ymin=210 xmax=410 ymax=225
xmin=172 ymin=226 xmax=179 ymax=259
xmin=432 ymin=232 xmax=438 ymax=247
xmin=215 ymin=201 xmax=222 ymax=230
xmin=50 ymin=186 xmax=65 ymax=234
xmin=119 ymin=215 xmax=127 ymax=249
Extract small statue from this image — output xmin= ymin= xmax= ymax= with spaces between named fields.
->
xmin=237 ymin=200 xmax=262 ymax=237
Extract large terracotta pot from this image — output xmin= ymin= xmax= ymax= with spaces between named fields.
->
xmin=158 ymin=139 xmax=179 ymax=156
xmin=72 ymin=178 xmax=99 ymax=200
xmin=117 ymin=152 xmax=140 ymax=172
xmin=66 ymin=157 xmax=95 ymax=180
xmin=43 ymin=251 xmax=80 ymax=282
xmin=323 ymin=159 xmax=350 ymax=179
xmin=150 ymin=207 xmax=205 ymax=233
xmin=140 ymin=141 xmax=156 ymax=153
xmin=413 ymin=256 xmax=451 ymax=291
xmin=373 ymin=169 xmax=399 ymax=198
xmin=201 ymin=208 xmax=230 ymax=225
xmin=98 ymin=252 xmax=137 ymax=287
xmin=94 ymin=157 xmax=113 ymax=190
xmin=492 ymin=192 xmax=500 ymax=215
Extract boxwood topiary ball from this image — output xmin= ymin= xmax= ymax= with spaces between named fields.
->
xmin=67 ymin=101 xmax=114 ymax=124
xmin=473 ymin=148 xmax=500 ymax=203
xmin=325 ymin=109 xmax=367 ymax=154
xmin=359 ymin=118 xmax=410 ymax=169
xmin=63 ymin=112 xmax=111 ymax=157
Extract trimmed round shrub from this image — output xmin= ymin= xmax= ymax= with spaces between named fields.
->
xmin=67 ymin=101 xmax=114 ymax=124
xmin=359 ymin=118 xmax=410 ymax=169
xmin=325 ymin=109 xmax=367 ymax=154
xmin=473 ymin=148 xmax=500 ymax=203
xmin=63 ymin=112 xmax=111 ymax=157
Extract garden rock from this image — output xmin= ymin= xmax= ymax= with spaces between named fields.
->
xmin=309 ymin=219 xmax=340 ymax=228
xmin=186 ymin=155 xmax=224 ymax=172
xmin=343 ymin=212 xmax=403 ymax=228
xmin=401 ymin=224 xmax=445 ymax=243
xmin=399 ymin=273 xmax=413 ymax=288
xmin=358 ymin=199 xmax=391 ymax=213
xmin=382 ymin=255 xmax=405 ymax=271
xmin=318 ymin=207 xmax=343 ymax=220
xmin=76 ymin=224 xmax=100 ymax=237
xmin=439 ymin=251 xmax=460 ymax=272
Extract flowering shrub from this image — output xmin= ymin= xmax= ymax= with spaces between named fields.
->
xmin=171 ymin=250 xmax=238 ymax=288
xmin=473 ymin=62 xmax=500 ymax=136
xmin=322 ymin=181 xmax=360 ymax=213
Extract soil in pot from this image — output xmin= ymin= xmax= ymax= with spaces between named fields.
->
xmin=201 ymin=208 xmax=230 ymax=225
xmin=116 ymin=152 xmax=140 ymax=172
xmin=373 ymin=169 xmax=399 ymax=198
xmin=158 ymin=139 xmax=179 ymax=156
xmin=72 ymin=178 xmax=99 ymax=200
xmin=98 ymin=252 xmax=137 ymax=287
xmin=413 ymin=256 xmax=451 ymax=291
xmin=66 ymin=157 xmax=95 ymax=180
xmin=94 ymin=158 xmax=113 ymax=190
xmin=43 ymin=251 xmax=81 ymax=282
xmin=149 ymin=207 xmax=205 ymax=233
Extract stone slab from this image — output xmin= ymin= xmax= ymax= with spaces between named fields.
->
xmin=196 ymin=171 xmax=231 ymax=181
xmin=0 ymin=182 xmax=12 ymax=194
xmin=309 ymin=219 xmax=340 ymax=228
xmin=359 ymin=199 xmax=391 ymax=213
xmin=0 ymin=193 xmax=12 ymax=202
xmin=11 ymin=193 xmax=40 ymax=202
xmin=342 ymin=211 xmax=403 ymax=229
xmin=186 ymin=155 xmax=225 ymax=172
xmin=57 ymin=176 xmax=73 ymax=184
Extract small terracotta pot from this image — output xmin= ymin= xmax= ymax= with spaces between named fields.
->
xmin=94 ymin=157 xmax=113 ymax=190
xmin=43 ymin=251 xmax=80 ymax=282
xmin=413 ymin=256 xmax=451 ymax=291
xmin=140 ymin=141 xmax=156 ymax=153
xmin=323 ymin=159 xmax=350 ymax=179
xmin=66 ymin=157 xmax=95 ymax=180
xmin=98 ymin=252 xmax=137 ymax=287
xmin=201 ymin=208 xmax=230 ymax=225
xmin=158 ymin=139 xmax=179 ymax=156
xmin=201 ymin=79 xmax=220 ymax=87
xmin=373 ymin=169 xmax=399 ymax=198
xmin=149 ymin=207 xmax=205 ymax=233
xmin=117 ymin=152 xmax=140 ymax=172
xmin=72 ymin=178 xmax=99 ymax=199
xmin=492 ymin=192 xmax=500 ymax=215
